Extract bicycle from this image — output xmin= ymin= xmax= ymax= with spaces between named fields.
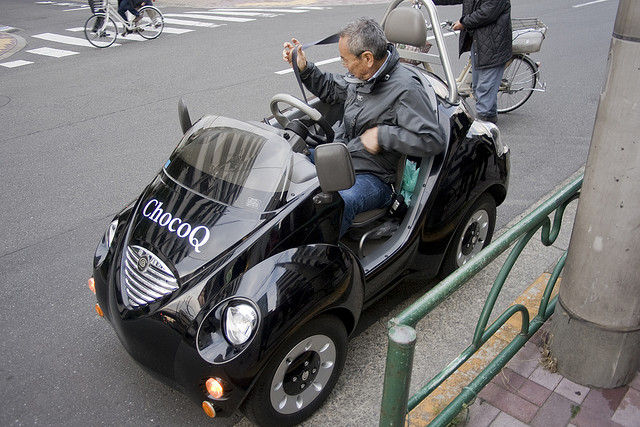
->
xmin=84 ymin=0 xmax=164 ymax=48
xmin=451 ymin=18 xmax=547 ymax=113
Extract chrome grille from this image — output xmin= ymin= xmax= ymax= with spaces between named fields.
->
xmin=122 ymin=245 xmax=178 ymax=308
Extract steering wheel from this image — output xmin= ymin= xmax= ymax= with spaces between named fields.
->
xmin=269 ymin=93 xmax=335 ymax=145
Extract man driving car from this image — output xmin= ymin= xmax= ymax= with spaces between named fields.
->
xmin=282 ymin=17 xmax=447 ymax=236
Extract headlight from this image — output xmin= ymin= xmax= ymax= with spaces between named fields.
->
xmin=104 ymin=219 xmax=118 ymax=249
xmin=224 ymin=303 xmax=258 ymax=346
xmin=94 ymin=219 xmax=119 ymax=268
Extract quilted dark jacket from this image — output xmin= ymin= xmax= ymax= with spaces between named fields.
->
xmin=434 ymin=0 xmax=512 ymax=69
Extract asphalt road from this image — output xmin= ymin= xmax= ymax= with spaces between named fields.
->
xmin=0 ymin=0 xmax=618 ymax=425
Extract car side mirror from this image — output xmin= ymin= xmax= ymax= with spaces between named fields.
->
xmin=314 ymin=143 xmax=355 ymax=193
xmin=178 ymin=98 xmax=192 ymax=134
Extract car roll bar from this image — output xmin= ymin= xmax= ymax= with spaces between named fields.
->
xmin=380 ymin=0 xmax=459 ymax=104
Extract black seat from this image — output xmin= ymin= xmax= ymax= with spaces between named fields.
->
xmin=351 ymin=155 xmax=406 ymax=227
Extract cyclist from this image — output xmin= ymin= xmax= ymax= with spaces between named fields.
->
xmin=118 ymin=0 xmax=143 ymax=27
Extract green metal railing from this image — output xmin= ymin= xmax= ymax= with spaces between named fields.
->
xmin=379 ymin=174 xmax=583 ymax=426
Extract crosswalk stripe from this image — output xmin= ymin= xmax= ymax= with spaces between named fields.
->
xmin=33 ymin=32 xmax=99 ymax=47
xmin=161 ymin=27 xmax=194 ymax=34
xmin=162 ymin=18 xmax=222 ymax=28
xmin=209 ymin=8 xmax=309 ymax=14
xmin=66 ymin=26 xmax=193 ymax=35
xmin=1 ymin=60 xmax=34 ymax=68
xmin=189 ymin=11 xmax=278 ymax=17
xmin=26 ymin=47 xmax=79 ymax=57
xmin=118 ymin=33 xmax=146 ymax=41
xmin=276 ymin=57 xmax=340 ymax=74
xmin=8 ymin=5 xmax=328 ymax=69
xmin=163 ymin=13 xmax=252 ymax=23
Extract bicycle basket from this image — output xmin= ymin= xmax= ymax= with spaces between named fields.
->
xmin=511 ymin=18 xmax=547 ymax=54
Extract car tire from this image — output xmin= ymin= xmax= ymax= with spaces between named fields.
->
xmin=241 ymin=315 xmax=348 ymax=427
xmin=442 ymin=193 xmax=496 ymax=276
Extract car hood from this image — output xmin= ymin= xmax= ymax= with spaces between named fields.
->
xmin=126 ymin=174 xmax=266 ymax=282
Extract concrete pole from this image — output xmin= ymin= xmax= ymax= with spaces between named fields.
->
xmin=549 ymin=0 xmax=640 ymax=388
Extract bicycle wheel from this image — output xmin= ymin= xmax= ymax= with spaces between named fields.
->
xmin=496 ymin=55 xmax=537 ymax=114
xmin=136 ymin=6 xmax=164 ymax=40
xmin=84 ymin=13 xmax=117 ymax=48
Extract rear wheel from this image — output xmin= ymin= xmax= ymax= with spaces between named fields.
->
xmin=242 ymin=315 xmax=347 ymax=426
xmin=84 ymin=14 xmax=117 ymax=48
xmin=496 ymin=55 xmax=537 ymax=113
xmin=442 ymin=194 xmax=496 ymax=276
xmin=136 ymin=6 xmax=164 ymax=39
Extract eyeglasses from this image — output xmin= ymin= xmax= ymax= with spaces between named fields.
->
xmin=340 ymin=50 xmax=366 ymax=67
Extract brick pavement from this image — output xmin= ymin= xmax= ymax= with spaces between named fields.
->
xmin=467 ymin=324 xmax=640 ymax=427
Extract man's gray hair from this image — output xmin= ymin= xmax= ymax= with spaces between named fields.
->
xmin=339 ymin=17 xmax=388 ymax=60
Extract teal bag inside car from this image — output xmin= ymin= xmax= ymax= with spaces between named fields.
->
xmin=400 ymin=160 xmax=419 ymax=204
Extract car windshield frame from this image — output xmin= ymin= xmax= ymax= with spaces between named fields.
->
xmin=164 ymin=117 xmax=293 ymax=213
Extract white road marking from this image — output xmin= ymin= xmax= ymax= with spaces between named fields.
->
xmin=188 ymin=11 xmax=278 ymax=17
xmin=573 ymin=0 xmax=610 ymax=8
xmin=13 ymin=5 xmax=328 ymax=69
xmin=209 ymin=8 xmax=309 ymax=13
xmin=276 ymin=57 xmax=341 ymax=74
xmin=163 ymin=13 xmax=253 ymax=23
xmin=161 ymin=27 xmax=194 ymax=34
xmin=162 ymin=18 xmax=222 ymax=27
xmin=33 ymin=32 xmax=96 ymax=47
xmin=26 ymin=47 xmax=79 ymax=57
xmin=1 ymin=60 xmax=34 ymax=68
xmin=67 ymin=26 xmax=194 ymax=35
xmin=63 ymin=6 xmax=90 ymax=11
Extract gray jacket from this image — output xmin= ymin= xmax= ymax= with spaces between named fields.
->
xmin=300 ymin=44 xmax=446 ymax=184
xmin=435 ymin=0 xmax=512 ymax=69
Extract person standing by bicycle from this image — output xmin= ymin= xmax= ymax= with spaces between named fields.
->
xmin=434 ymin=0 xmax=512 ymax=124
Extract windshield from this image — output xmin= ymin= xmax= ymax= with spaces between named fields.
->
xmin=164 ymin=118 xmax=293 ymax=212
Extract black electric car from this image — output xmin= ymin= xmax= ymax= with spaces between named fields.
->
xmin=89 ymin=1 xmax=509 ymax=425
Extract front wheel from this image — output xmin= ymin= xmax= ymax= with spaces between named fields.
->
xmin=241 ymin=315 xmax=348 ymax=426
xmin=496 ymin=55 xmax=537 ymax=114
xmin=442 ymin=194 xmax=496 ymax=276
xmin=136 ymin=6 xmax=164 ymax=39
xmin=84 ymin=14 xmax=117 ymax=48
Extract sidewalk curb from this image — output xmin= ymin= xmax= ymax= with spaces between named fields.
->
xmin=0 ymin=31 xmax=27 ymax=61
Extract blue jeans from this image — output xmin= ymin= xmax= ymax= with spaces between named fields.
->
xmin=118 ymin=0 xmax=140 ymax=21
xmin=338 ymin=174 xmax=392 ymax=237
xmin=308 ymin=149 xmax=392 ymax=237
xmin=471 ymin=45 xmax=506 ymax=118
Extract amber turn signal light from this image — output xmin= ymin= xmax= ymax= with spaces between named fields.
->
xmin=95 ymin=303 xmax=104 ymax=317
xmin=205 ymin=378 xmax=224 ymax=399
xmin=202 ymin=401 xmax=216 ymax=418
xmin=88 ymin=277 xmax=96 ymax=294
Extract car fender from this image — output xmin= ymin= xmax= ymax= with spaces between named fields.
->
xmin=172 ymin=243 xmax=364 ymax=413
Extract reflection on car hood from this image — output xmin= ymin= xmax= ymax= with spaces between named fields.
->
xmin=127 ymin=174 xmax=266 ymax=281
